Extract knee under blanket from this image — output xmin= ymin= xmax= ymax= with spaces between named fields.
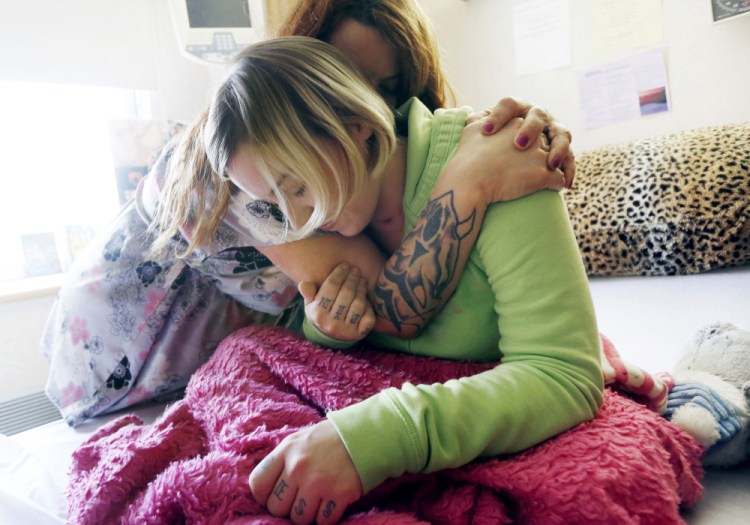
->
xmin=67 ymin=325 xmax=703 ymax=525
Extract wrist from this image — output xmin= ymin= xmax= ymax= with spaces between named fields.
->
xmin=436 ymin=157 xmax=489 ymax=208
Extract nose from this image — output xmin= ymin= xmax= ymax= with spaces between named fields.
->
xmin=285 ymin=203 xmax=314 ymax=231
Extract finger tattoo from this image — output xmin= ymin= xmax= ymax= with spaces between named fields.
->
xmin=319 ymin=297 xmax=333 ymax=309
xmin=322 ymin=500 xmax=337 ymax=518
xmin=273 ymin=478 xmax=289 ymax=500
xmin=294 ymin=498 xmax=307 ymax=516
xmin=349 ymin=313 xmax=361 ymax=324
xmin=334 ymin=305 xmax=346 ymax=320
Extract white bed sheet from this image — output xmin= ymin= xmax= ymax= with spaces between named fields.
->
xmin=589 ymin=265 xmax=750 ymax=375
xmin=2 ymin=266 xmax=749 ymax=524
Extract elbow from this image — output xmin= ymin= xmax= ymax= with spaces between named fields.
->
xmin=581 ymin=337 xmax=607 ymax=415
xmin=557 ymin=332 xmax=606 ymax=421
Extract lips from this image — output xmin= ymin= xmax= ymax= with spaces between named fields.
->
xmin=320 ymin=222 xmax=336 ymax=232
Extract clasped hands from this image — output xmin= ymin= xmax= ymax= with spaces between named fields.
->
xmin=467 ymin=96 xmax=575 ymax=188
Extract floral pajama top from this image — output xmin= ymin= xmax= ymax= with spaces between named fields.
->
xmin=43 ymin=150 xmax=303 ymax=426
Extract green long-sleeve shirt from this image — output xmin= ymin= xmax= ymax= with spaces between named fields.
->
xmin=318 ymin=98 xmax=604 ymax=493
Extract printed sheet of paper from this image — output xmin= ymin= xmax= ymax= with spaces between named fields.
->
xmin=577 ymin=48 xmax=670 ymax=129
xmin=513 ymin=0 xmax=571 ymax=76
xmin=591 ymin=0 xmax=663 ymax=59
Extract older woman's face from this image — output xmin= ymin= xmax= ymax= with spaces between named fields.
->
xmin=327 ymin=18 xmax=400 ymax=107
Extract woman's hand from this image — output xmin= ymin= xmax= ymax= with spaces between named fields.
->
xmin=249 ymin=420 xmax=362 ymax=525
xmin=448 ymin=116 xmax=566 ymax=205
xmin=299 ymin=262 xmax=375 ymax=342
xmin=466 ymin=97 xmax=575 ymax=187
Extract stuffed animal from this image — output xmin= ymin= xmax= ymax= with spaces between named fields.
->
xmin=665 ymin=322 xmax=750 ymax=467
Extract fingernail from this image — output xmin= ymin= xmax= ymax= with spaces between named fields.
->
xmin=516 ymin=135 xmax=529 ymax=148
xmin=483 ymin=123 xmax=494 ymax=133
xmin=551 ymin=157 xmax=561 ymax=170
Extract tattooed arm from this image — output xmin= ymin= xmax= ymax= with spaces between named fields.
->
xmin=371 ymin=188 xmax=481 ymax=337
xmin=260 ymin=116 xmax=562 ymax=339
xmin=304 ymin=117 xmax=561 ymax=340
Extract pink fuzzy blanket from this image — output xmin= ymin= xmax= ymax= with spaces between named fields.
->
xmin=67 ymin=325 xmax=703 ymax=525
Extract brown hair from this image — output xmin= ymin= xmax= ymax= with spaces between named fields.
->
xmin=277 ymin=0 xmax=454 ymax=111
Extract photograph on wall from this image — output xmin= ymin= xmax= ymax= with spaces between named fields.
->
xmin=712 ymin=0 xmax=750 ymax=22
xmin=113 ymin=165 xmax=149 ymax=206
xmin=108 ymin=120 xmax=185 ymax=206
xmin=66 ymin=225 xmax=96 ymax=264
xmin=638 ymin=87 xmax=669 ymax=116
xmin=21 ymin=232 xmax=62 ymax=277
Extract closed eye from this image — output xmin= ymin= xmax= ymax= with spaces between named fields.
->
xmin=377 ymin=78 xmax=400 ymax=102
xmin=292 ymin=184 xmax=306 ymax=198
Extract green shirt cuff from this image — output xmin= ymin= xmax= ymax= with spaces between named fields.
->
xmin=302 ymin=317 xmax=358 ymax=350
xmin=327 ymin=389 xmax=424 ymax=494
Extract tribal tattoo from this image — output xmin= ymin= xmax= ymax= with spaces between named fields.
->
xmin=373 ymin=191 xmax=476 ymax=332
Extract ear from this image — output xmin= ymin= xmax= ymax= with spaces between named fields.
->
xmin=347 ymin=121 xmax=373 ymax=144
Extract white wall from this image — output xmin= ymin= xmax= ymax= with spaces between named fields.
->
xmin=421 ymin=0 xmax=750 ymax=151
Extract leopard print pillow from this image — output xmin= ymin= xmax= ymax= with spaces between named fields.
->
xmin=564 ymin=123 xmax=750 ymax=276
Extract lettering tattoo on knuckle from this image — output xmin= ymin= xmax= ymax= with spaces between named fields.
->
xmin=322 ymin=500 xmax=336 ymax=518
xmin=294 ymin=497 xmax=307 ymax=515
xmin=273 ymin=478 xmax=289 ymax=500
xmin=334 ymin=305 xmax=346 ymax=320
xmin=349 ymin=313 xmax=361 ymax=324
xmin=319 ymin=297 xmax=333 ymax=309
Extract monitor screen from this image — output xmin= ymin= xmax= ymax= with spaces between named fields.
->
xmin=169 ymin=0 xmax=265 ymax=64
xmin=186 ymin=0 xmax=252 ymax=29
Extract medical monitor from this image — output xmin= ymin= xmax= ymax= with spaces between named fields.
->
xmin=168 ymin=0 xmax=267 ymax=65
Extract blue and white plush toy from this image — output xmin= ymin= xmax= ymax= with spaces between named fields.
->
xmin=665 ymin=322 xmax=750 ymax=467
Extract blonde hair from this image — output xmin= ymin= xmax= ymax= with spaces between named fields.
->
xmin=277 ymin=0 xmax=455 ymax=110
xmin=151 ymin=37 xmax=396 ymax=257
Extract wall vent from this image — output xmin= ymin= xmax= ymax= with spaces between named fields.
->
xmin=0 ymin=390 xmax=61 ymax=436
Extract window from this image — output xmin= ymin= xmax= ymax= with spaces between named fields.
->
xmin=0 ymin=81 xmax=150 ymax=285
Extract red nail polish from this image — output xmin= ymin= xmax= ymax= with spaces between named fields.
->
xmin=552 ymin=157 xmax=561 ymax=170
xmin=516 ymin=135 xmax=529 ymax=148
xmin=483 ymin=123 xmax=494 ymax=133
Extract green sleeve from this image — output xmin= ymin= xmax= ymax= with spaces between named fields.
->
xmin=327 ymin=190 xmax=604 ymax=493
xmin=301 ymin=317 xmax=358 ymax=350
